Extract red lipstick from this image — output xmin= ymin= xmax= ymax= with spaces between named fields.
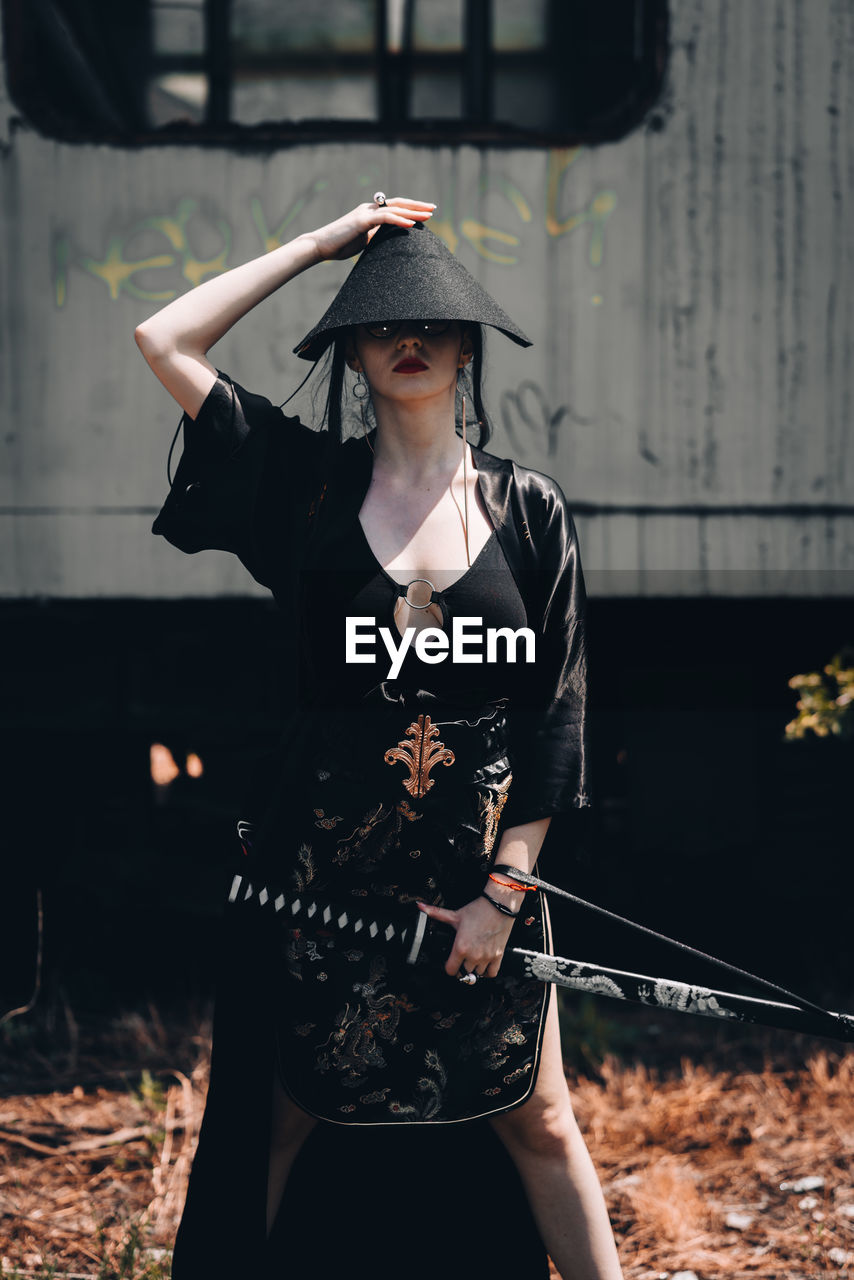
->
xmin=393 ymin=358 xmax=428 ymax=373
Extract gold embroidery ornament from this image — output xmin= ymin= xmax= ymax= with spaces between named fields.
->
xmin=478 ymin=771 xmax=513 ymax=857
xmin=384 ymin=714 xmax=456 ymax=799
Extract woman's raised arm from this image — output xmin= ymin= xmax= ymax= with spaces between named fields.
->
xmin=133 ymin=196 xmax=435 ymax=420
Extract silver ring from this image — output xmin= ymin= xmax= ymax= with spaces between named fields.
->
xmin=373 ymin=191 xmax=388 ymax=207
xmin=458 ymin=971 xmax=478 ymax=985
xmin=402 ymin=577 xmax=436 ymax=610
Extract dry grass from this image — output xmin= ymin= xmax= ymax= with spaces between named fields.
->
xmin=0 ymin=1005 xmax=210 ymax=1279
xmin=1 ymin=1004 xmax=853 ymax=1279
xmin=569 ymin=1051 xmax=854 ymax=1278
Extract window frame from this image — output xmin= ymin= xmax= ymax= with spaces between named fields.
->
xmin=3 ymin=0 xmax=670 ymax=147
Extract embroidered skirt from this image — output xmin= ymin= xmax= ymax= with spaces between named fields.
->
xmin=238 ymin=683 xmax=549 ymax=1125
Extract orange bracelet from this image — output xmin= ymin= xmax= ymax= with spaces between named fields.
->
xmin=488 ymin=872 xmax=538 ymax=892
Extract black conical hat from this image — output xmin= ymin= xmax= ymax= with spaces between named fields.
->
xmin=293 ymin=222 xmax=531 ymax=361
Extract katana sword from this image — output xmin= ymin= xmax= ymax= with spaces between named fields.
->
xmin=227 ymin=870 xmax=430 ymax=964
xmin=490 ymin=863 xmax=854 ymax=1043
xmin=512 ymin=949 xmax=854 ymax=1040
xmin=226 ymin=870 xmax=854 ymax=1044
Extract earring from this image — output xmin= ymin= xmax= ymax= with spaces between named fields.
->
xmin=355 ymin=379 xmax=375 ymax=449
xmin=461 ymin=391 xmax=470 ymax=568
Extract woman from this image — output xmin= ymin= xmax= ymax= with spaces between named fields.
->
xmin=136 ymin=195 xmax=623 ymax=1280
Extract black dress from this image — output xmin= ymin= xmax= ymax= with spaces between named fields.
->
xmin=152 ymin=371 xmax=590 ymax=1275
xmin=251 ymin=508 xmax=550 ymax=1124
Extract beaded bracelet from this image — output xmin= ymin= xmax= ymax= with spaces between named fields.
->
xmin=488 ymin=872 xmax=537 ymax=893
xmin=481 ymin=891 xmax=520 ymax=919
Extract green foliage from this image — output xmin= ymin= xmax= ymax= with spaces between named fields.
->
xmin=132 ymin=1069 xmax=166 ymax=1111
xmin=785 ymin=646 xmax=854 ymax=741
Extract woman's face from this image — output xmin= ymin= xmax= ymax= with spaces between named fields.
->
xmin=347 ymin=320 xmax=472 ymax=405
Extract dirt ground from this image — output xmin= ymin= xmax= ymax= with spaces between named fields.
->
xmin=1 ymin=1000 xmax=852 ymax=1279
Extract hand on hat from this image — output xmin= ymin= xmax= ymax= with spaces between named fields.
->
xmin=308 ymin=197 xmax=436 ymax=264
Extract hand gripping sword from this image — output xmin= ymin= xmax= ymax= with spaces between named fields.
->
xmin=226 ymin=865 xmax=854 ymax=1044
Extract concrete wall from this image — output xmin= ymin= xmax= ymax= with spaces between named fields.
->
xmin=1 ymin=0 xmax=853 ymax=598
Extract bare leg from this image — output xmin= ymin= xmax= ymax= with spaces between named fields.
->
xmin=266 ymin=1070 xmax=317 ymax=1236
xmin=489 ymin=990 xmax=624 ymax=1280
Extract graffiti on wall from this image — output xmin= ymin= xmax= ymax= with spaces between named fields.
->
xmin=500 ymin=380 xmax=596 ymax=458
xmin=54 ymin=197 xmax=233 ymax=306
xmin=53 ymin=150 xmax=616 ymax=308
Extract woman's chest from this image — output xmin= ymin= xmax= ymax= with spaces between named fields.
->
xmin=299 ymin=509 xmax=529 ymax=696
xmin=357 ymin=471 xmax=494 ymax=591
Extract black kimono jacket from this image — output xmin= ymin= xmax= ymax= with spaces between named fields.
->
xmin=151 ymin=374 xmax=590 ymax=1278
xmin=152 ymin=372 xmax=590 ymax=828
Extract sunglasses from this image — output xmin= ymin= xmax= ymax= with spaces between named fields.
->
xmin=360 ymin=320 xmax=453 ymax=340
